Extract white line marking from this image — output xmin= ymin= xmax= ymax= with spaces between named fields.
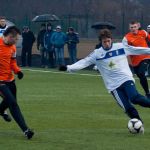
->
xmin=22 ymin=68 xmax=100 ymax=77
xmin=22 ymin=68 xmax=150 ymax=80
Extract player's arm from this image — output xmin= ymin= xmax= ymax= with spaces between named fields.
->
xmin=59 ymin=51 xmax=96 ymax=72
xmin=11 ymin=49 xmax=24 ymax=79
xmin=124 ymin=45 xmax=150 ymax=55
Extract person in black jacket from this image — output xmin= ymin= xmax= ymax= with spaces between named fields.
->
xmin=66 ymin=27 xmax=79 ymax=64
xmin=37 ymin=24 xmax=46 ymax=67
xmin=21 ymin=26 xmax=35 ymax=67
xmin=44 ymin=23 xmax=55 ymax=68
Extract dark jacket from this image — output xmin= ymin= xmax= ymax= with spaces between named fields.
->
xmin=22 ymin=31 xmax=35 ymax=48
xmin=37 ymin=29 xmax=46 ymax=48
xmin=44 ymin=30 xmax=54 ymax=51
xmin=66 ymin=32 xmax=79 ymax=49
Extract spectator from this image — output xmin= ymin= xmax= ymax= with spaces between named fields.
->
xmin=21 ymin=26 xmax=35 ymax=67
xmin=0 ymin=16 xmax=8 ymax=37
xmin=66 ymin=27 xmax=79 ymax=64
xmin=51 ymin=25 xmax=66 ymax=67
xmin=37 ymin=24 xmax=46 ymax=67
xmin=44 ymin=23 xmax=55 ymax=68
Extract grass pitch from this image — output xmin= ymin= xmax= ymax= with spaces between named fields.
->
xmin=1 ymin=68 xmax=150 ymax=150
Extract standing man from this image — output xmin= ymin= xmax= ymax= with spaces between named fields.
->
xmin=66 ymin=27 xmax=79 ymax=64
xmin=123 ymin=21 xmax=150 ymax=98
xmin=51 ymin=25 xmax=66 ymax=67
xmin=37 ymin=24 xmax=46 ymax=67
xmin=59 ymin=29 xmax=150 ymax=126
xmin=21 ymin=26 xmax=35 ymax=67
xmin=0 ymin=16 xmax=8 ymax=37
xmin=0 ymin=26 xmax=34 ymax=139
xmin=44 ymin=23 xmax=55 ymax=68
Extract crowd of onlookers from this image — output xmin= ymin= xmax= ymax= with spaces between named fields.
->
xmin=36 ymin=23 xmax=79 ymax=68
xmin=22 ymin=23 xmax=79 ymax=68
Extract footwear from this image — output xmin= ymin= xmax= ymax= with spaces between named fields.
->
xmin=24 ymin=129 xmax=34 ymax=139
xmin=0 ymin=112 xmax=11 ymax=122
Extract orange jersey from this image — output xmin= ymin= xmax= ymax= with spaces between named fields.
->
xmin=0 ymin=37 xmax=20 ymax=81
xmin=123 ymin=30 xmax=150 ymax=66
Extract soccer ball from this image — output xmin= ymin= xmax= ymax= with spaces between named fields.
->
xmin=127 ymin=118 xmax=144 ymax=134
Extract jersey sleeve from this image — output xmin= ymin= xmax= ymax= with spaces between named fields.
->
xmin=124 ymin=45 xmax=150 ymax=55
xmin=11 ymin=47 xmax=21 ymax=74
xmin=67 ymin=51 xmax=96 ymax=72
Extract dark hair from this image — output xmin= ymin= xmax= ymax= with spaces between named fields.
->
xmin=3 ymin=26 xmax=21 ymax=36
xmin=68 ymin=27 xmax=74 ymax=32
xmin=98 ymin=29 xmax=112 ymax=41
xmin=0 ymin=16 xmax=6 ymax=20
xmin=130 ymin=21 xmax=139 ymax=25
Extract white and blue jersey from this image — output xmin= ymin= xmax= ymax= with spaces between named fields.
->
xmin=67 ymin=43 xmax=150 ymax=92
xmin=0 ymin=26 xmax=8 ymax=37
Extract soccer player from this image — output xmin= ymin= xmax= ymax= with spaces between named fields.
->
xmin=0 ymin=26 xmax=34 ymax=139
xmin=59 ymin=29 xmax=150 ymax=122
xmin=122 ymin=21 xmax=150 ymax=98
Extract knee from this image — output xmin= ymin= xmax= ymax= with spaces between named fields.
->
xmin=7 ymin=99 xmax=18 ymax=108
xmin=130 ymin=95 xmax=139 ymax=104
xmin=137 ymin=72 xmax=146 ymax=79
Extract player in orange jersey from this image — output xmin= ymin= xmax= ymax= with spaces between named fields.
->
xmin=123 ymin=21 xmax=150 ymax=98
xmin=0 ymin=26 xmax=34 ymax=139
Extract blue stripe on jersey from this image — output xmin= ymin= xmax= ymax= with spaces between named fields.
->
xmin=96 ymin=48 xmax=125 ymax=60
xmin=0 ymin=30 xmax=5 ymax=33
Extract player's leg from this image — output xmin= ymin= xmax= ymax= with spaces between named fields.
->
xmin=111 ymin=88 xmax=141 ymax=120
xmin=0 ymin=84 xmax=34 ymax=139
xmin=0 ymin=81 xmax=17 ymax=122
xmin=123 ymin=80 xmax=150 ymax=107
xmin=134 ymin=60 xmax=150 ymax=97
xmin=0 ymin=89 xmax=11 ymax=122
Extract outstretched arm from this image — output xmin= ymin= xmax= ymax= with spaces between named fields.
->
xmin=59 ymin=51 xmax=96 ymax=72
xmin=124 ymin=45 xmax=150 ymax=55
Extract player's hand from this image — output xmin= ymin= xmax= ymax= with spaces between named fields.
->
xmin=59 ymin=66 xmax=67 ymax=71
xmin=17 ymin=71 xmax=24 ymax=79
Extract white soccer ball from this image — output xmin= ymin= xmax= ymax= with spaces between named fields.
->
xmin=128 ymin=118 xmax=144 ymax=134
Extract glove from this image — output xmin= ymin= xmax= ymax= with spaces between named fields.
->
xmin=59 ymin=66 xmax=67 ymax=71
xmin=17 ymin=71 xmax=24 ymax=79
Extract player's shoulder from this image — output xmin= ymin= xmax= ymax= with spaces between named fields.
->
xmin=112 ymin=42 xmax=124 ymax=49
xmin=139 ymin=29 xmax=147 ymax=37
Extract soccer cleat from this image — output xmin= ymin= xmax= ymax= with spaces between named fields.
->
xmin=0 ymin=112 xmax=12 ymax=122
xmin=24 ymin=129 xmax=34 ymax=139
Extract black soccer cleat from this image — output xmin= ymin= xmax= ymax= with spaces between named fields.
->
xmin=24 ymin=129 xmax=34 ymax=139
xmin=0 ymin=112 xmax=12 ymax=122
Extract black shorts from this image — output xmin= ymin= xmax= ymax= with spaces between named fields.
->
xmin=133 ymin=59 xmax=150 ymax=76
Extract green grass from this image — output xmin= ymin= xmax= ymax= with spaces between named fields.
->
xmin=1 ymin=68 xmax=150 ymax=150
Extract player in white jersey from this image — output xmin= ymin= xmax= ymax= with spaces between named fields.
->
xmin=59 ymin=29 xmax=150 ymax=121
xmin=0 ymin=16 xmax=8 ymax=37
